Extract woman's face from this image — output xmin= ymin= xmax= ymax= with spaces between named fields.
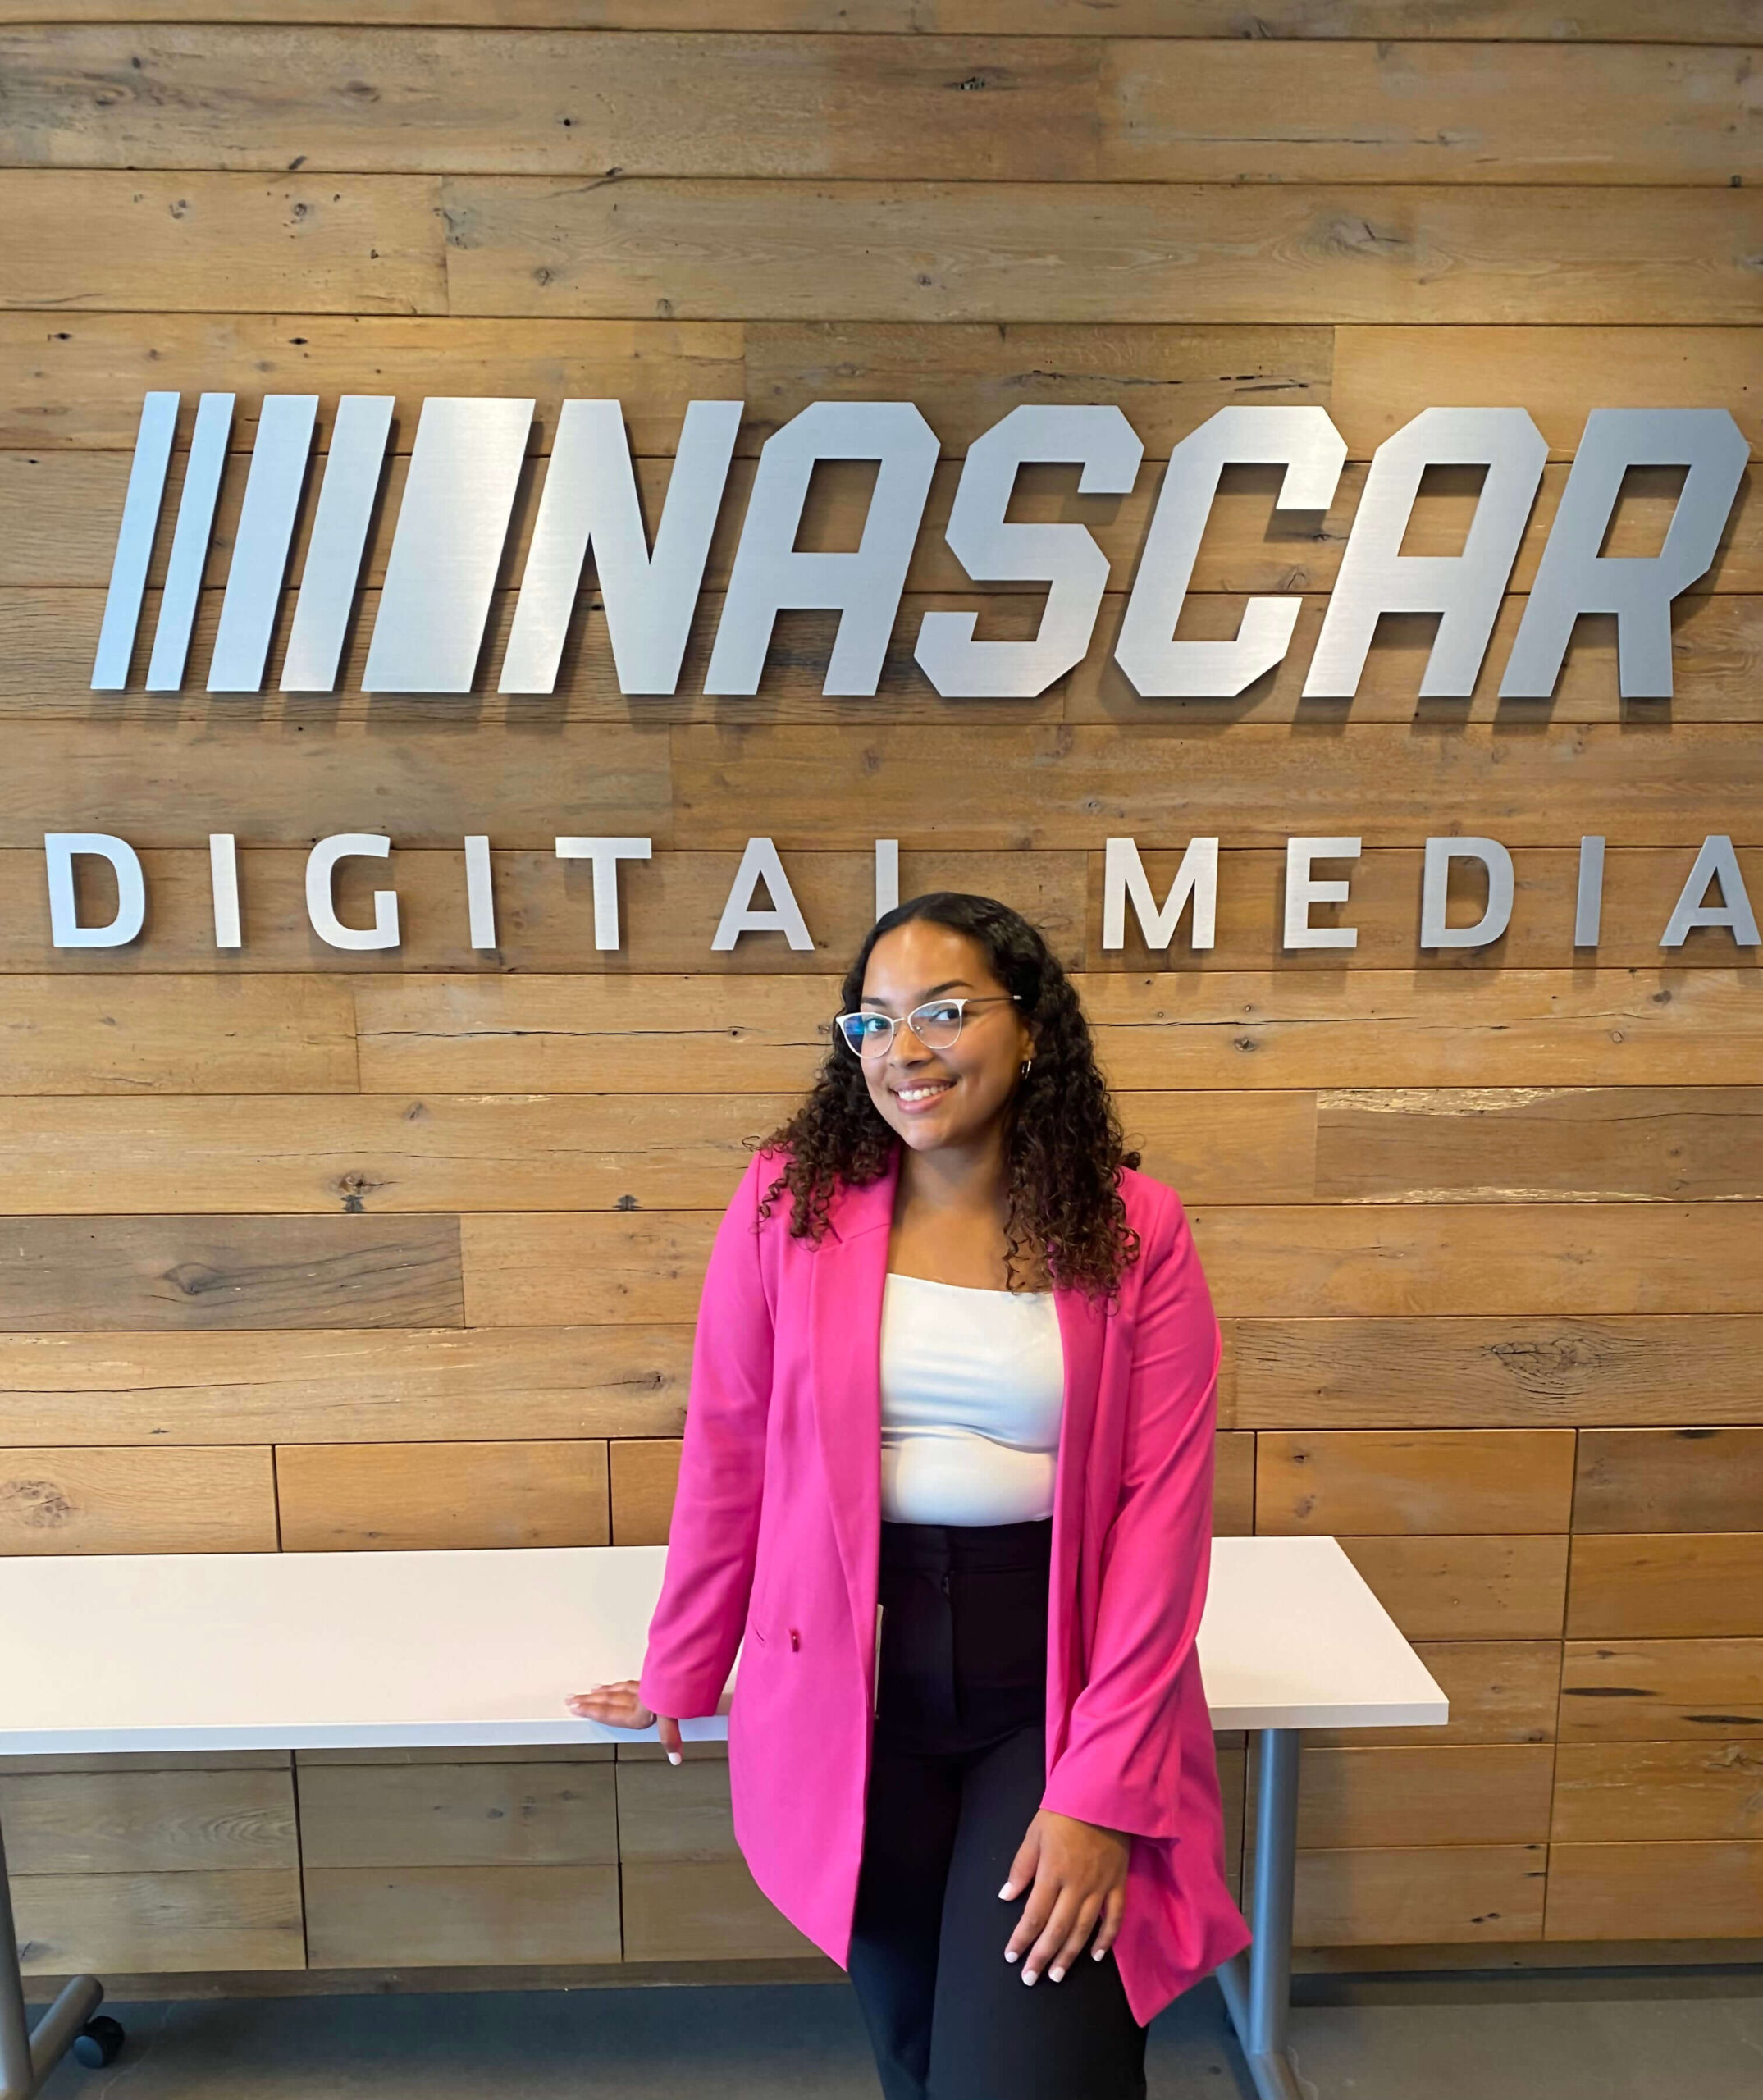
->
xmin=853 ymin=920 xmax=1035 ymax=1157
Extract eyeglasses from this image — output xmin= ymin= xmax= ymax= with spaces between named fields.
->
xmin=834 ymin=994 xmax=1021 ymax=1060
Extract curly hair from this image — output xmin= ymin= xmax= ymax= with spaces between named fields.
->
xmin=755 ymin=892 xmax=1141 ymax=1298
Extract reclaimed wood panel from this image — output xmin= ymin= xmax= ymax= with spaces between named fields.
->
xmin=1559 ymin=1640 xmax=1763 ymax=1743
xmin=1313 ymin=1088 xmax=1763 ymax=1204
xmin=0 ymin=315 xmax=1326 ymax=455
xmin=620 ymin=1859 xmax=816 ymax=1961
xmin=9 ymin=32 xmax=1749 ymax=187
xmin=669 ymin=723 xmax=1763 ymax=852
xmin=1099 ymin=40 xmax=1761 ymax=187
xmin=2 ymin=5 xmax=1757 ymax=42
xmin=355 ymin=970 xmax=1763 ymax=1097
xmin=616 ymin=1756 xmax=815 ymax=1961
xmin=0 ymin=172 xmax=445 ymax=313
xmin=0 ymin=719 xmax=673 ymax=852
xmin=1255 ymin=1430 xmax=1576 ymax=1536
xmin=1339 ymin=1535 xmax=1569 ymax=1641
xmin=1308 ymin=1641 xmax=1560 ymax=1750
xmin=303 ymin=1865 xmax=621 ymax=1965
xmin=0 ymin=976 xmax=358 ymax=1094
xmin=276 ymin=1437 xmax=610 ymax=1550
xmin=1213 ymin=1428 xmax=1254 ymax=1536
xmin=0 ymin=1214 xmax=464 ymax=1331
xmin=441 ymin=179 xmax=1763 ymax=325
xmin=1573 ymin=1429 xmax=1763 ymax=1535
xmin=0 ymin=313 xmax=742 ymax=452
xmin=297 ymin=1760 xmax=617 ymax=1867
xmin=609 ymin=1437 xmax=682 ymax=1547
xmin=295 ymin=1745 xmax=610 ymax=1766
xmin=12 ymin=1868 xmax=305 ymax=1974
xmin=462 ymin=1213 xmax=717 ymax=1327
xmin=1567 ymin=1535 xmax=1763 ymax=1641
xmin=1546 ymin=1842 xmax=1763 ymax=1941
xmin=1333 ymin=326 xmax=1763 ymax=460
xmin=1552 ymin=1742 xmax=1763 ymax=1844
xmin=1249 ymin=1744 xmax=1555 ymax=1851
xmin=354 ymin=975 xmax=836 ymax=1094
xmin=0 ymin=1089 xmax=1312 ymax=1213
xmin=0 ymin=1092 xmax=792 ymax=1214
xmin=0 ymin=1443 xmax=276 ymax=1552
xmin=0 ymin=1325 xmax=691 ymax=1446
xmin=1193 ymin=1208 xmax=1763 ymax=1321
xmin=1229 ymin=1315 xmax=1763 ymax=1431
xmin=0 ymin=1751 xmax=288 ymax=1774
xmin=1286 ymin=1844 xmax=1546 ymax=1947
xmin=0 ymin=1766 xmax=295 ymax=1872
xmin=0 ymin=29 xmax=1105 ymax=181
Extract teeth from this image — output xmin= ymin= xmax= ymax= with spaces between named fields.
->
xmin=898 ymin=1082 xmax=952 ymax=1102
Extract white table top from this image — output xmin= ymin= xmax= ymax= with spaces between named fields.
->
xmin=0 ymin=1534 xmax=1445 ymax=1757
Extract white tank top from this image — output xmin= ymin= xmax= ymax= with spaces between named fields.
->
xmin=877 ymin=1272 xmax=1065 ymax=1526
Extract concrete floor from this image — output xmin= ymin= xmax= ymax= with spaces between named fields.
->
xmin=36 ymin=1967 xmax=1763 ymax=2100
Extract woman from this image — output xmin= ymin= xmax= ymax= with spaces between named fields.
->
xmin=569 ymin=892 xmax=1249 ymax=2099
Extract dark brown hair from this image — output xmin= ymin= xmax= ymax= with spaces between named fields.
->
xmin=756 ymin=892 xmax=1140 ymax=1296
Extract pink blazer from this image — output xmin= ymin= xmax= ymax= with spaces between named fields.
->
xmin=637 ymin=1144 xmax=1252 ymax=2027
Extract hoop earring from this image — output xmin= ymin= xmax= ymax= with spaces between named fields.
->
xmin=1020 ymin=1058 xmax=1034 ymax=1078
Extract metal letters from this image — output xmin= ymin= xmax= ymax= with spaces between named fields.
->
xmin=1304 ymin=409 xmax=1546 ymax=700
xmin=91 ymin=392 xmax=179 ymax=691
xmin=363 ymin=398 xmax=535 ymax=692
xmin=915 ymin=404 xmax=1143 ymax=699
xmin=502 ymin=399 xmax=741 ymax=696
xmin=282 ymin=395 xmax=395 ymax=693
xmin=1660 ymin=835 xmax=1759 ymax=949
xmin=1101 ymin=837 xmax=1218 ymax=952
xmin=86 ymin=390 xmax=1752 ymax=705
xmin=1500 ymin=409 xmax=1748 ymax=701
xmin=1419 ymin=838 xmax=1514 ymax=949
xmin=146 ymin=392 xmax=233 ymax=692
xmin=208 ymin=394 xmax=318 ymax=693
xmin=706 ymin=402 xmax=939 ymax=696
xmin=1114 ymin=407 xmax=1346 ymax=700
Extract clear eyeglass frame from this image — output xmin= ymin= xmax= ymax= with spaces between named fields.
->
xmin=834 ymin=993 xmax=1021 ymax=1060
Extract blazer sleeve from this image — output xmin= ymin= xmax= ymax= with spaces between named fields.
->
xmin=1038 ymin=1185 xmax=1222 ymax=1842
xmin=637 ymin=1152 xmax=777 ymax=1722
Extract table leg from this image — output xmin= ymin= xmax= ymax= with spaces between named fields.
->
xmin=0 ymin=1803 xmax=106 ymax=2100
xmin=1214 ymin=1727 xmax=1304 ymax=2100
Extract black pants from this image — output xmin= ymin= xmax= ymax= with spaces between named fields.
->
xmin=847 ymin=1515 xmax=1149 ymax=2100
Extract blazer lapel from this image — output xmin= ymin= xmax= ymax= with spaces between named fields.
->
xmin=806 ymin=1153 xmax=899 ymax=1659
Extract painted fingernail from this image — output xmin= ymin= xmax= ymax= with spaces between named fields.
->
xmin=667 ymin=1750 xmax=681 ymax=1765
xmin=1023 ymin=1969 xmax=1039 ymax=1986
xmin=1004 ymin=1950 xmax=1018 ymax=1964
xmin=998 ymin=1882 xmax=1015 ymax=1900
xmin=1092 ymin=1945 xmax=1106 ymax=1960
xmin=1049 ymin=1965 xmax=1065 ymax=1982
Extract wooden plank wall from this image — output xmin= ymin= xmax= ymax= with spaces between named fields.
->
xmin=2 ymin=2 xmax=1761 ymax=1988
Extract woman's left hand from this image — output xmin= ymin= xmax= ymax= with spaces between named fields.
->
xmin=999 ymin=1809 xmax=1130 ymax=1984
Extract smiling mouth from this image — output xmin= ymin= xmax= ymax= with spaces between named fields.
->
xmin=893 ymin=1079 xmax=955 ymax=1107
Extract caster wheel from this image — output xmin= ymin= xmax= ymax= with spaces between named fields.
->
xmin=72 ymin=2016 xmax=125 ymax=2069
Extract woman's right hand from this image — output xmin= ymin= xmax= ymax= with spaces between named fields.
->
xmin=564 ymin=1679 xmax=685 ymax=1765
